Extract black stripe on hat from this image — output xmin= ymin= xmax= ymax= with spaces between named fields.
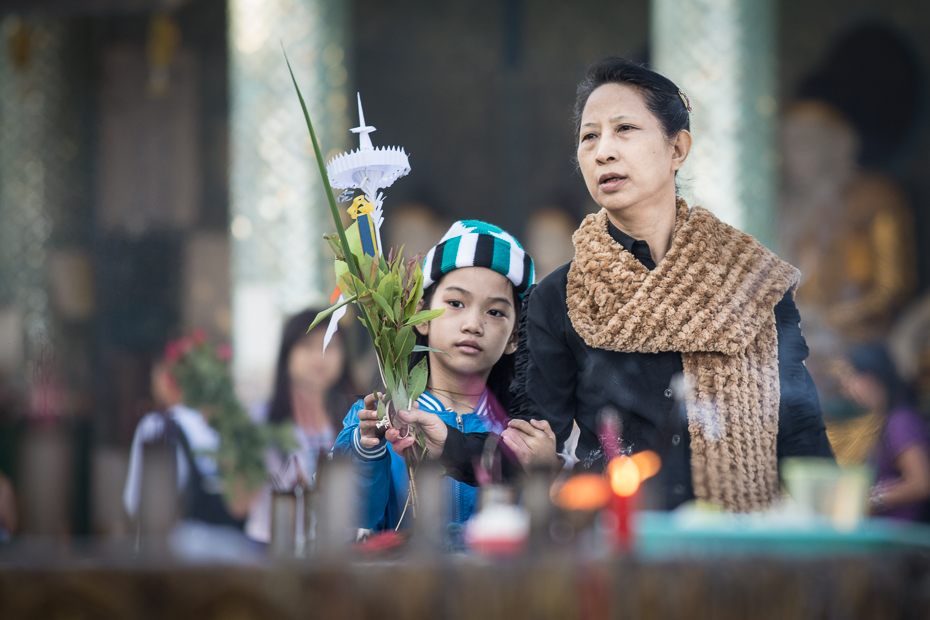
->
xmin=430 ymin=242 xmax=446 ymax=286
xmin=474 ymin=233 xmax=495 ymax=270
xmin=518 ymin=252 xmax=533 ymax=293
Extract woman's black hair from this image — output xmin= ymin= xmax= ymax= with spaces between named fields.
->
xmin=408 ymin=278 xmax=520 ymax=412
xmin=573 ymin=57 xmax=691 ymax=145
xmin=848 ymin=342 xmax=916 ymax=411
xmin=267 ymin=308 xmax=356 ymax=428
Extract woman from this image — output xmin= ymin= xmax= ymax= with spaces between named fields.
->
xmin=391 ymin=58 xmax=833 ymax=512
xmin=845 ymin=343 xmax=930 ymax=521
xmin=245 ymin=309 xmax=357 ymax=541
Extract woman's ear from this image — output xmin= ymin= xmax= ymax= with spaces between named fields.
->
xmin=671 ymin=129 xmax=692 ymax=172
xmin=504 ymin=325 xmax=519 ymax=355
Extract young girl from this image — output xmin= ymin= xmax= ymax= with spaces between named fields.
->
xmin=333 ymin=220 xmax=541 ymax=542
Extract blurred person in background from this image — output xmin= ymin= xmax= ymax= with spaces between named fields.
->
xmin=844 ymin=343 xmax=930 ymax=521
xmin=245 ymin=309 xmax=356 ymax=542
xmin=123 ymin=342 xmax=251 ymax=530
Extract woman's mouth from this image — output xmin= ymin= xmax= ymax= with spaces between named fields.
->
xmin=598 ymin=173 xmax=627 ymax=191
xmin=456 ymin=340 xmax=483 ymax=354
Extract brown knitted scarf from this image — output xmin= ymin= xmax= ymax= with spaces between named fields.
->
xmin=567 ymin=198 xmax=800 ymax=511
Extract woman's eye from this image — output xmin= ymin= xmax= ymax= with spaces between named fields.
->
xmin=617 ymin=124 xmax=634 ymax=132
xmin=580 ymin=132 xmax=596 ymax=142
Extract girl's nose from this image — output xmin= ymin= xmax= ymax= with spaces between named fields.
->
xmin=461 ymin=309 xmax=484 ymax=334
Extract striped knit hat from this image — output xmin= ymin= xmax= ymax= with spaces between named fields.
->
xmin=422 ymin=220 xmax=535 ymax=298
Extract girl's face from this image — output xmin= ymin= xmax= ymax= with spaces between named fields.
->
xmin=577 ymin=83 xmax=689 ymax=217
xmin=415 ymin=267 xmax=519 ymax=382
xmin=288 ymin=329 xmax=345 ymax=394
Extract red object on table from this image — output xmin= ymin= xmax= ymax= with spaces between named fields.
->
xmin=610 ymin=489 xmax=637 ymax=552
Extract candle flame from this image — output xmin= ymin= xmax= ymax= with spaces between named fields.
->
xmin=553 ymin=473 xmax=612 ymax=511
xmin=631 ymin=450 xmax=661 ymax=480
xmin=608 ymin=456 xmax=640 ymax=497
xmin=607 ymin=451 xmax=662 ymax=497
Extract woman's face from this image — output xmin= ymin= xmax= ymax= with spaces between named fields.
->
xmin=288 ymin=329 xmax=345 ymax=394
xmin=577 ymin=83 xmax=688 ymax=217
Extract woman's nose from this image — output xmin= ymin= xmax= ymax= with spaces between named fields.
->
xmin=595 ymin=135 xmax=619 ymax=164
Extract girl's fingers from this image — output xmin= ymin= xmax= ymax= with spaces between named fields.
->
xmin=507 ymin=419 xmax=537 ymax=435
xmin=500 ymin=431 xmax=527 ymax=459
xmin=501 ymin=428 xmax=530 ymax=451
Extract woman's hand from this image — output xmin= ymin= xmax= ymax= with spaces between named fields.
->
xmin=501 ymin=419 xmax=562 ymax=471
xmin=385 ymin=404 xmax=448 ymax=459
xmin=357 ymin=392 xmax=386 ymax=449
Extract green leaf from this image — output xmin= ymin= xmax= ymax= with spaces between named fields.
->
xmin=412 ymin=344 xmax=452 ymax=357
xmin=405 ymin=307 xmax=444 ymax=326
xmin=407 ymin=357 xmax=429 ymax=403
xmin=323 ymin=233 xmax=344 ymax=260
xmin=371 ymin=291 xmax=395 ymax=322
xmin=308 ymin=294 xmax=358 ymax=330
xmin=382 ymin=361 xmax=395 ymax=397
xmin=376 ymin=399 xmax=386 ymax=421
xmin=394 ymin=325 xmax=416 ymax=364
xmin=377 ymin=275 xmax=395 ymax=307
xmin=378 ymin=329 xmax=395 ymax=371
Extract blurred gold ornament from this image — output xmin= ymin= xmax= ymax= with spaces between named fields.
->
xmin=8 ymin=19 xmax=31 ymax=73
xmin=147 ymin=13 xmax=181 ymax=98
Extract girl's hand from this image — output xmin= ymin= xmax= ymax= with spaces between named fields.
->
xmin=357 ymin=392 xmax=386 ymax=448
xmin=385 ymin=404 xmax=447 ymax=459
xmin=501 ymin=419 xmax=562 ymax=471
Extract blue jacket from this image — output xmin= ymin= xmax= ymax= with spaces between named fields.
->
xmin=333 ymin=390 xmax=497 ymax=541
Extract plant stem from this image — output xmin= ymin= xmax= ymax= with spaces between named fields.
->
xmin=284 ymin=49 xmax=378 ymax=348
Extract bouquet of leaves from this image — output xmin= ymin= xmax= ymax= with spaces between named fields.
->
xmin=287 ymin=55 xmax=441 ymax=516
xmin=166 ymin=330 xmax=296 ymax=498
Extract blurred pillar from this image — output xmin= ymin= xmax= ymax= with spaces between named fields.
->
xmin=0 ymin=17 xmax=65 ymax=369
xmin=228 ymin=0 xmax=350 ymax=405
xmin=0 ymin=17 xmax=91 ymax=411
xmin=651 ymin=0 xmax=778 ymax=248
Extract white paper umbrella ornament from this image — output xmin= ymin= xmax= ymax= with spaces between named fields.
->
xmin=325 ymin=93 xmax=411 ymax=201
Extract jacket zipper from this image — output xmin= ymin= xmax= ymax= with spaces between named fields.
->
xmin=455 ymin=411 xmax=464 ymax=523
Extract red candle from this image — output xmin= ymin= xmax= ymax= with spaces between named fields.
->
xmin=606 ymin=451 xmax=660 ymax=553
xmin=606 ymin=456 xmax=640 ymax=553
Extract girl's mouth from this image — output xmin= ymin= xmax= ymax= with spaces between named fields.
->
xmin=456 ymin=340 xmax=483 ymax=354
xmin=598 ymin=173 xmax=627 ymax=191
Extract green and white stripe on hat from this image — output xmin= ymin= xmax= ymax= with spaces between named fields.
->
xmin=422 ymin=220 xmax=535 ymax=297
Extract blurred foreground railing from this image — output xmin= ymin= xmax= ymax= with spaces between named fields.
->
xmin=1 ymin=512 xmax=929 ymax=620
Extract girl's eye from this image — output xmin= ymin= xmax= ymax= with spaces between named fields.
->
xmin=488 ymin=309 xmax=506 ymax=318
xmin=448 ymin=300 xmax=464 ymax=309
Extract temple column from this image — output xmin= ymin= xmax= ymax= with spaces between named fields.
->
xmin=228 ymin=0 xmax=350 ymax=404
xmin=651 ymin=0 xmax=778 ymax=247
xmin=0 ymin=17 xmax=91 ymax=395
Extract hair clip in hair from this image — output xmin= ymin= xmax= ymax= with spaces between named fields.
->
xmin=678 ymin=89 xmax=692 ymax=114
